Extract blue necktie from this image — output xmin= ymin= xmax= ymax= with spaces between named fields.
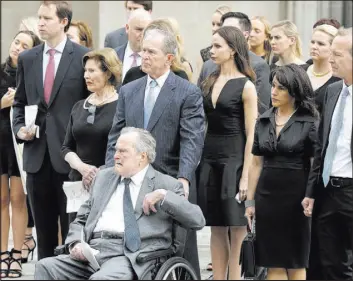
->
xmin=123 ymin=178 xmax=141 ymax=252
xmin=322 ymin=87 xmax=350 ymax=186
xmin=144 ymin=79 xmax=158 ymax=129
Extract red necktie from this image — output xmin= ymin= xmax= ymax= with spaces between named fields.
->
xmin=44 ymin=49 xmax=56 ymax=104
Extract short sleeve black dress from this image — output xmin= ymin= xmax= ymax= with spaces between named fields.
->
xmin=198 ymin=78 xmax=249 ymax=227
xmin=252 ymin=107 xmax=319 ymax=268
xmin=0 ymin=59 xmax=20 ymax=177
xmin=61 ymin=99 xmax=118 ymax=181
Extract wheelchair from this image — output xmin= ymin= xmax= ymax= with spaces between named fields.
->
xmin=55 ymin=226 xmax=198 ymax=280
xmin=137 ymin=225 xmax=198 ymax=280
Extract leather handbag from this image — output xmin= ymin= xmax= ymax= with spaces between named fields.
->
xmin=240 ymin=220 xmax=267 ymax=280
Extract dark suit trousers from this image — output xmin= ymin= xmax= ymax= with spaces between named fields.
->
xmin=183 ymin=175 xmax=201 ymax=279
xmin=26 ymin=148 xmax=69 ymax=260
xmin=317 ymin=181 xmax=353 ymax=280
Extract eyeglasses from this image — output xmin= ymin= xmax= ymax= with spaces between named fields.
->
xmin=87 ymin=105 xmax=96 ymax=124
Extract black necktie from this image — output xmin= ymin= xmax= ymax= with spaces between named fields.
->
xmin=123 ymin=178 xmax=141 ymax=252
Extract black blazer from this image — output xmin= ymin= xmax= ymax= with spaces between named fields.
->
xmin=12 ymin=39 xmax=90 ymax=174
xmin=306 ymin=80 xmax=353 ymax=198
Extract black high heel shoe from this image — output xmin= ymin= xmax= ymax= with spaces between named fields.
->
xmin=21 ymin=234 xmax=36 ymax=263
xmin=1 ymin=251 xmax=10 ymax=278
xmin=8 ymin=249 xmax=22 ymax=278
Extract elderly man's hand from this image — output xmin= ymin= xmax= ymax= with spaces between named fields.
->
xmin=143 ymin=189 xmax=167 ymax=215
xmin=69 ymin=243 xmax=88 ymax=262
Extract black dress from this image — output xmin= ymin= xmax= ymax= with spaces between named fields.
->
xmin=252 ymin=107 xmax=318 ymax=269
xmin=61 ymin=99 xmax=118 ymax=181
xmin=313 ymin=76 xmax=341 ymax=113
xmin=0 ymin=58 xmax=20 ymax=177
xmin=198 ymin=78 xmax=249 ymax=226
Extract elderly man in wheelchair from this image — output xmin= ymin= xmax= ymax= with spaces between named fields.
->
xmin=34 ymin=127 xmax=205 ymax=280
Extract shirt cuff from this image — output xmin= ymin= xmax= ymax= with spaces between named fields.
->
xmin=159 ymin=190 xmax=168 ymax=206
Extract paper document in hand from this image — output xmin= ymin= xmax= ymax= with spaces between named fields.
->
xmin=81 ymin=229 xmax=100 ymax=271
xmin=63 ymin=181 xmax=90 ymax=213
xmin=25 ymin=105 xmax=39 ymax=138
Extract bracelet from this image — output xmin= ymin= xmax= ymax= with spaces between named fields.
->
xmin=245 ymin=200 xmax=255 ymax=208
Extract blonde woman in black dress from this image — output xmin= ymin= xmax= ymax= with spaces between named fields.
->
xmin=199 ymin=26 xmax=258 ymax=280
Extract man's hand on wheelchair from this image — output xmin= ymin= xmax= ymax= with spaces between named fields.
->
xmin=143 ymin=189 xmax=167 ymax=216
xmin=69 ymin=243 xmax=88 ymax=262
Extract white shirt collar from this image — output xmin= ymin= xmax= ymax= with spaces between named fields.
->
xmin=121 ymin=164 xmax=150 ymax=186
xmin=342 ymin=80 xmax=352 ymax=96
xmin=147 ymin=70 xmax=171 ymax=89
xmin=125 ymin=42 xmax=141 ymax=58
xmin=43 ymin=36 xmax=67 ymax=55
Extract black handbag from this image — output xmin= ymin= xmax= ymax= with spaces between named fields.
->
xmin=240 ymin=220 xmax=267 ymax=280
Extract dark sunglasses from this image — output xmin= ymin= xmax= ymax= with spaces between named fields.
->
xmin=87 ymin=105 xmax=96 ymax=124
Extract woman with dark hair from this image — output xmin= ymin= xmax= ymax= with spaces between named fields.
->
xmin=245 ymin=64 xmax=319 ymax=280
xmin=1 ymin=30 xmax=41 ymax=278
xmin=198 ymin=26 xmax=258 ymax=280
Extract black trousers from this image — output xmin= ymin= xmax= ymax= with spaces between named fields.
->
xmin=26 ymin=196 xmax=35 ymax=228
xmin=26 ymin=149 xmax=69 ymax=260
xmin=317 ymin=181 xmax=353 ymax=280
xmin=183 ymin=175 xmax=201 ymax=279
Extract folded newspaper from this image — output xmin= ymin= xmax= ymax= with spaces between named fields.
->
xmin=80 ymin=228 xmax=101 ymax=271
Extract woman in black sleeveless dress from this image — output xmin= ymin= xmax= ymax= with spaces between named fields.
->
xmin=1 ymin=30 xmax=41 ymax=279
xmin=245 ymin=64 xmax=319 ymax=280
xmin=198 ymin=26 xmax=258 ymax=280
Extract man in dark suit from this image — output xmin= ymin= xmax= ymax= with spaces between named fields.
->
xmin=105 ymin=28 xmax=205 ymax=278
xmin=104 ymin=0 xmax=153 ymax=49
xmin=303 ymin=27 xmax=353 ymax=280
xmin=114 ymin=9 xmax=152 ymax=82
xmin=197 ymin=12 xmax=271 ymax=114
xmin=12 ymin=1 xmax=89 ymax=260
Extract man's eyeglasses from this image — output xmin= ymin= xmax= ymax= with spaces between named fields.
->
xmin=87 ymin=105 xmax=96 ymax=124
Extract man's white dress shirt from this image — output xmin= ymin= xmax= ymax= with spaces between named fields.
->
xmin=331 ymin=82 xmax=352 ymax=178
xmin=122 ymin=43 xmax=142 ymax=81
xmin=94 ymin=164 xmax=149 ymax=233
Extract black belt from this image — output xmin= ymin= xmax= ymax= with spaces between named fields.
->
xmin=329 ymin=177 xmax=353 ymax=188
xmin=92 ymin=231 xmax=124 ymax=240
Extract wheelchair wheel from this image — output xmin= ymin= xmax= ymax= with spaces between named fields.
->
xmin=154 ymin=257 xmax=198 ymax=280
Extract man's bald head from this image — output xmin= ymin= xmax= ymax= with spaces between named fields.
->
xmin=126 ymin=9 xmax=152 ymax=52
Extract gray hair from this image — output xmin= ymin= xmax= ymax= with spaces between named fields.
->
xmin=336 ymin=27 xmax=352 ymax=56
xmin=143 ymin=28 xmax=178 ymax=55
xmin=120 ymin=127 xmax=156 ymax=163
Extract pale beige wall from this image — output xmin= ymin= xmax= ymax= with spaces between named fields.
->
xmin=2 ymin=1 xmax=349 ymax=83
xmin=99 ymin=1 xmax=282 ymax=82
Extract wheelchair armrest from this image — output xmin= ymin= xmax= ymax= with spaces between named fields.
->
xmin=136 ymin=248 xmax=175 ymax=264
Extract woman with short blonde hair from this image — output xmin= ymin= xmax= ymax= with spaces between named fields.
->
xmin=62 ymin=48 xmax=122 ymax=222
xmin=67 ymin=20 xmax=93 ymax=49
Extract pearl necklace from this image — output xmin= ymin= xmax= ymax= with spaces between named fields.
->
xmin=83 ymin=91 xmax=117 ymax=109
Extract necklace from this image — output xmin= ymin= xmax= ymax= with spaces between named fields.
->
xmin=311 ymin=68 xmax=331 ymax=77
xmin=83 ymin=91 xmax=117 ymax=109
xmin=275 ymin=108 xmax=298 ymax=127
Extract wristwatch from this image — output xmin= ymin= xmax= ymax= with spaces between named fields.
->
xmin=245 ymin=200 xmax=255 ymax=208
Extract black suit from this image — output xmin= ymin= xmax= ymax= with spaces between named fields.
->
xmin=306 ymin=80 xmax=353 ymax=279
xmin=12 ymin=38 xmax=90 ymax=259
xmin=115 ymin=43 xmax=127 ymax=63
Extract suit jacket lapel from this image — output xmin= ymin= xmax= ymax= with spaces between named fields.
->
xmin=147 ymin=72 xmax=176 ymax=131
xmin=134 ymin=165 xmax=155 ymax=220
xmin=33 ymin=45 xmax=46 ymax=107
xmin=322 ymin=85 xmax=342 ymax=152
xmin=47 ymin=39 xmax=74 ymax=108
xmin=132 ymin=77 xmax=147 ymax=128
